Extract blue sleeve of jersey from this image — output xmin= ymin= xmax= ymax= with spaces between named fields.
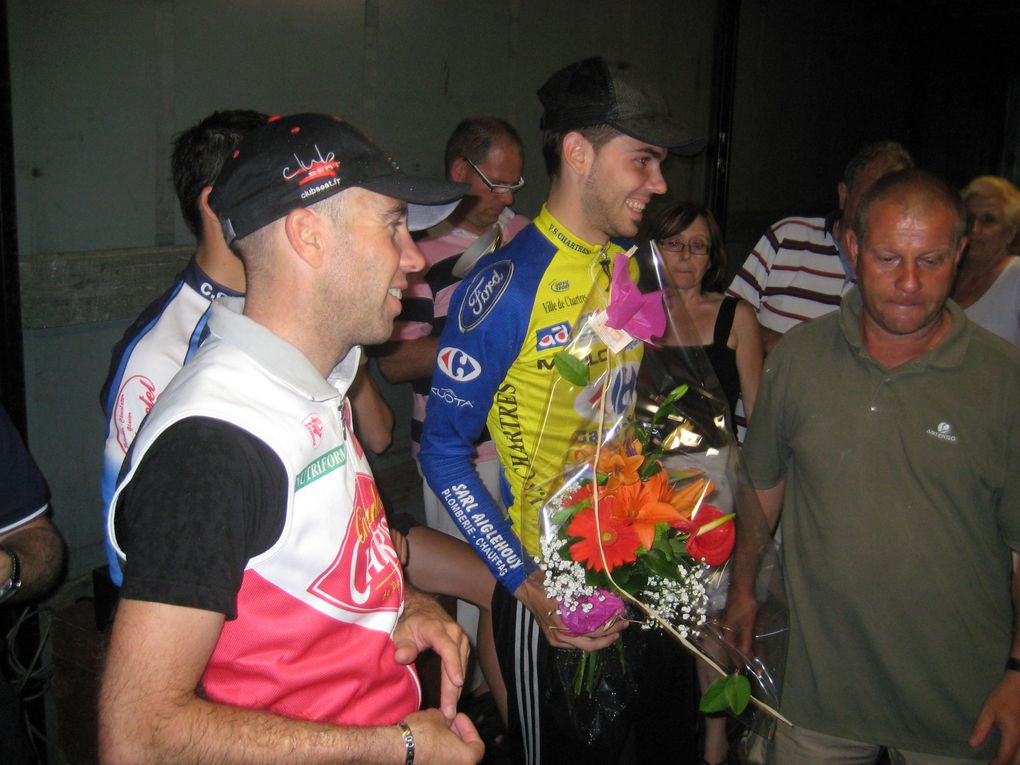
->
xmin=418 ymin=257 xmax=535 ymax=593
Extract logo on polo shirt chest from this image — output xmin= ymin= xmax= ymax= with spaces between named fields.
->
xmin=925 ymin=421 xmax=958 ymax=443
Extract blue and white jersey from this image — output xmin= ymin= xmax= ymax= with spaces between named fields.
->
xmin=98 ymin=258 xmax=241 ymax=584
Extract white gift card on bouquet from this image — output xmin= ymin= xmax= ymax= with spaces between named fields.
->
xmin=588 ymin=309 xmax=636 ymax=353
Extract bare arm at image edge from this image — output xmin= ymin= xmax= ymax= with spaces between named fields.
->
xmin=0 ymin=517 xmax=63 ymax=604
xmin=968 ymin=551 xmax=1020 ymax=764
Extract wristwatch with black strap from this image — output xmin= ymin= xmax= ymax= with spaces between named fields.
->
xmin=0 ymin=544 xmax=21 ymax=603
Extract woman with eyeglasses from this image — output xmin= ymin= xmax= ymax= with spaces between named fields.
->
xmin=642 ymin=201 xmax=763 ymax=765
xmin=649 ymin=201 xmax=763 ymax=431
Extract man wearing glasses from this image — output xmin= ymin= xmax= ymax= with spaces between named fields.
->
xmin=378 ymin=118 xmax=528 ymax=738
xmin=380 ymin=116 xmax=528 ymax=537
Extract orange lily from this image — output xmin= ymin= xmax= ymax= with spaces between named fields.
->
xmin=608 ymin=470 xmax=691 ymax=549
xmin=596 ymin=440 xmax=645 ymax=492
xmin=666 ymin=476 xmax=715 ymax=519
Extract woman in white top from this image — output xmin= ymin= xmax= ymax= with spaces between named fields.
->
xmin=952 ymin=175 xmax=1020 ymax=346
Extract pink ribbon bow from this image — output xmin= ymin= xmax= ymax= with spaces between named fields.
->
xmin=604 ymin=253 xmax=666 ymax=343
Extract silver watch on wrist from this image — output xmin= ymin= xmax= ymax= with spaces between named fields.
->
xmin=0 ymin=544 xmax=22 ymax=603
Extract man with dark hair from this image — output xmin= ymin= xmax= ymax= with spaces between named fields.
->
xmin=99 ymin=113 xmax=483 ymax=764
xmin=171 ymin=110 xmax=268 ymax=240
xmin=728 ymin=140 xmax=914 ymax=355
xmin=99 ymin=109 xmax=267 ymax=586
xmin=420 ymin=57 xmax=703 ymax=764
xmin=732 ymin=168 xmax=1020 ymax=763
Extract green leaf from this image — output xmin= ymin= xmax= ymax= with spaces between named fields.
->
xmin=699 ymin=674 xmax=751 ymax=715
xmin=725 ymin=673 xmax=752 ymax=715
xmin=635 ymin=425 xmax=651 ymax=448
xmin=584 ymin=568 xmax=610 ymax=589
xmin=668 ymin=535 xmax=684 ymax=558
xmin=660 ymin=383 xmax=689 ymax=409
xmin=574 ymin=651 xmax=587 ymax=696
xmin=550 ymin=506 xmax=577 ymax=527
xmin=554 ymin=351 xmax=589 ymax=386
xmin=643 ymin=547 xmax=679 ymax=579
xmin=651 ymin=526 xmax=675 ymax=555
xmin=638 ymin=458 xmax=662 ymax=480
xmin=699 ymin=677 xmax=731 ymax=713
xmin=650 ymin=384 xmax=689 ymax=426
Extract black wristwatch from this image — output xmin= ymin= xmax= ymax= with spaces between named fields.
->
xmin=0 ymin=544 xmax=21 ymax=603
xmin=1006 ymin=657 xmax=1020 ymax=674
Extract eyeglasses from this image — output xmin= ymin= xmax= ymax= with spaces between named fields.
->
xmin=659 ymin=237 xmax=710 ymax=257
xmin=465 ymin=158 xmax=525 ymax=194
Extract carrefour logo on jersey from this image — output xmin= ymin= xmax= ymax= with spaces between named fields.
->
xmin=536 ymin=321 xmax=571 ymax=351
xmin=437 ymin=347 xmax=482 ymax=383
xmin=459 ymin=261 xmax=514 ymax=332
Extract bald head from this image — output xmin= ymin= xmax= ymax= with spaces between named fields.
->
xmin=854 ymin=168 xmax=965 ymax=248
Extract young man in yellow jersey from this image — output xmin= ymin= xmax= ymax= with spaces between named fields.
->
xmin=420 ymin=57 xmax=704 ymax=764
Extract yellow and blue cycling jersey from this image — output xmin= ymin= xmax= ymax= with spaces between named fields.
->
xmin=419 ymin=206 xmax=642 ymax=592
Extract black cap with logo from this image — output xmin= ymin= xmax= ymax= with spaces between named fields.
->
xmin=210 ymin=113 xmax=468 ymax=243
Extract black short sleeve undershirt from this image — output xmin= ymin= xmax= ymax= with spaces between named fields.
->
xmin=115 ymin=417 xmax=288 ymax=619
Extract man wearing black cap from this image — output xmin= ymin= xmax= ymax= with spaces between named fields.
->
xmin=420 ymin=57 xmax=703 ymax=764
xmin=99 ymin=114 xmax=484 ymax=765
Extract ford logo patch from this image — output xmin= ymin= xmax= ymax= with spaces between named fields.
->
xmin=459 ymin=261 xmax=514 ymax=332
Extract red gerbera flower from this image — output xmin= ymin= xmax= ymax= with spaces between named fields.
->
xmin=567 ymin=505 xmax=640 ymax=573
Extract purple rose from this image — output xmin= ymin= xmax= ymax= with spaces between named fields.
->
xmin=559 ymin=591 xmax=627 ymax=636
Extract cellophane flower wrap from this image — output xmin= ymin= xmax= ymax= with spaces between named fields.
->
xmin=523 ymin=242 xmax=790 ymax=736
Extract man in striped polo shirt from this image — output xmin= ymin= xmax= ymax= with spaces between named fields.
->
xmin=379 ymin=116 xmax=529 ymax=535
xmin=728 ymin=141 xmax=913 ymax=354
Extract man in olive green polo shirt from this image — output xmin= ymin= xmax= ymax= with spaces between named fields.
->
xmin=735 ymin=169 xmax=1020 ymax=764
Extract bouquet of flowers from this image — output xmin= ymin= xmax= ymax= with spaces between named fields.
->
xmin=523 ymin=243 xmax=790 ymax=732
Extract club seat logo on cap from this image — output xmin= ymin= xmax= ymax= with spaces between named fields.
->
xmin=283 ymin=145 xmax=340 ymax=186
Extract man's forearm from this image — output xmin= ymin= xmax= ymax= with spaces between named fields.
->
xmin=376 ymin=337 xmax=440 ymax=383
xmin=100 ymin=599 xmax=423 ymax=765
xmin=0 ymin=518 xmax=64 ymax=603
xmin=101 ymin=691 xmax=409 ymax=765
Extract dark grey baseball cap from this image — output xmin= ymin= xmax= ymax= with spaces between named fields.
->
xmin=538 ymin=57 xmax=705 ymax=156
